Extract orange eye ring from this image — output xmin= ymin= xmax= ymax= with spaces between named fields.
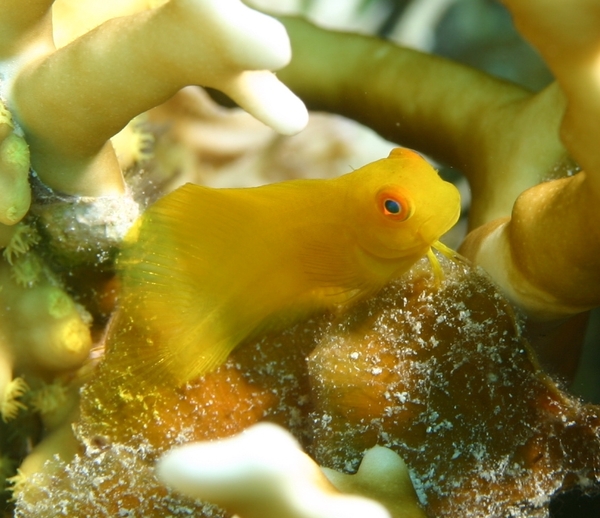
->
xmin=376 ymin=189 xmax=412 ymax=221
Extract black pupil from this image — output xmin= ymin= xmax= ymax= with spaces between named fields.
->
xmin=384 ymin=199 xmax=401 ymax=214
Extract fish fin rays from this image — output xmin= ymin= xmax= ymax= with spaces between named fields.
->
xmin=115 ymin=183 xmax=251 ymax=384
xmin=298 ymin=236 xmax=379 ymax=305
xmin=106 ymin=308 xmax=242 ymax=386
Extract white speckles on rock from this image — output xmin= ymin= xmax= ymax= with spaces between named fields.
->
xmin=305 ymin=256 xmax=600 ymax=517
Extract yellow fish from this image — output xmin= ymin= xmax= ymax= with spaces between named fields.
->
xmin=117 ymin=148 xmax=460 ymax=384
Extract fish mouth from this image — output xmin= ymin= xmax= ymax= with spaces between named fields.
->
xmin=416 ymin=208 xmax=460 ymax=245
xmin=360 ymin=225 xmax=444 ymax=261
xmin=373 ymin=219 xmax=458 ymax=261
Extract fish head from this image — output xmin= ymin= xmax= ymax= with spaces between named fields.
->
xmin=349 ymin=148 xmax=461 ymax=265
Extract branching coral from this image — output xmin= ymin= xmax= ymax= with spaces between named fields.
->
xmin=501 ymin=0 xmax=600 ymax=182
xmin=458 ymin=0 xmax=600 ymax=322
xmin=4 ymin=1 xmax=600 ymax=518
xmin=11 ymin=0 xmax=307 ymax=194
xmin=0 ymin=0 xmax=308 ymax=249
xmin=158 ymin=423 xmax=394 ymax=518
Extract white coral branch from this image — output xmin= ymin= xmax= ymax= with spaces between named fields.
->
xmin=4 ymin=0 xmax=307 ymax=197
xmin=157 ymin=422 xmax=391 ymax=518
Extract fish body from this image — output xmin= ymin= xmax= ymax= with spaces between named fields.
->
xmin=117 ymin=148 xmax=460 ymax=384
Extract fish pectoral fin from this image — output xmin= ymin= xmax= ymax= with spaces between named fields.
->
xmin=298 ymin=236 xmax=373 ymax=303
xmin=116 ymin=183 xmax=255 ymax=385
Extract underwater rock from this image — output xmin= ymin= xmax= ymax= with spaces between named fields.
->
xmin=13 ymin=256 xmax=600 ymax=517
xmin=13 ymin=437 xmax=224 ymax=518
xmin=29 ymin=174 xmax=140 ymax=267
xmin=306 ymin=258 xmax=600 ymax=517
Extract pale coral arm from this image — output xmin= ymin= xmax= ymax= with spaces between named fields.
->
xmin=0 ymin=0 xmax=54 ymax=57
xmin=9 ymin=0 xmax=307 ymax=196
xmin=501 ymin=0 xmax=600 ymax=194
xmin=157 ymin=423 xmax=392 ymax=518
xmin=461 ymin=0 xmax=600 ymax=316
xmin=458 ymin=1 xmax=600 ymax=322
xmin=460 ymin=173 xmax=600 ymax=322
xmin=277 ymin=16 xmax=566 ymax=228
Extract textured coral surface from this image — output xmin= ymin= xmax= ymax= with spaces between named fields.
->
xmin=4 ymin=1 xmax=600 ymax=517
xmin=14 ymin=257 xmax=600 ymax=517
xmin=306 ymin=259 xmax=600 ymax=517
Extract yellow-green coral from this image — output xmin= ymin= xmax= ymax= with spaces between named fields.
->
xmin=9 ymin=254 xmax=44 ymax=288
xmin=28 ymin=380 xmax=68 ymax=416
xmin=6 ymin=469 xmax=26 ymax=500
xmin=0 ymin=101 xmax=14 ymax=143
xmin=1 ymin=377 xmax=28 ymax=422
xmin=2 ymin=223 xmax=40 ymax=265
xmin=112 ymin=116 xmax=156 ymax=169
xmin=0 ymin=97 xmax=29 ymax=227
xmin=0 ymin=133 xmax=30 ymax=226
xmin=0 ymin=258 xmax=92 ymax=390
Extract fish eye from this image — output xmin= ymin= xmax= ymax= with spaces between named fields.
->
xmin=383 ymin=198 xmax=401 ymax=215
xmin=376 ymin=188 xmax=412 ymax=221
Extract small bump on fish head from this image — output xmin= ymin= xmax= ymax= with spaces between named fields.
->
xmin=387 ymin=147 xmax=423 ymax=161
